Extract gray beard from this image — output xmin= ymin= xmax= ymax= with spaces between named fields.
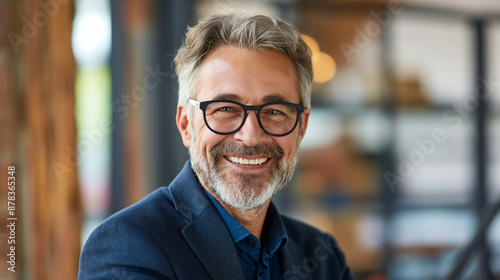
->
xmin=190 ymin=141 xmax=298 ymax=211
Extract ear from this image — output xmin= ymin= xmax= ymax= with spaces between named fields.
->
xmin=298 ymin=108 xmax=310 ymax=144
xmin=176 ymin=105 xmax=192 ymax=148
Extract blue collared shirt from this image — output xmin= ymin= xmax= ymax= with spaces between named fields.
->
xmin=205 ymin=190 xmax=288 ymax=280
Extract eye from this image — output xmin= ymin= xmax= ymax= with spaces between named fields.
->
xmin=263 ymin=106 xmax=286 ymax=116
xmin=209 ymin=104 xmax=242 ymax=116
xmin=268 ymin=109 xmax=283 ymax=115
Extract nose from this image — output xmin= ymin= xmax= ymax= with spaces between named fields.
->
xmin=233 ymin=111 xmax=268 ymax=145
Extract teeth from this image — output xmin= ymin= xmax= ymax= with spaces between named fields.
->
xmin=227 ymin=156 xmax=268 ymax=165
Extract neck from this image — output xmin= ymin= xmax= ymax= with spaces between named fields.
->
xmin=225 ymin=202 xmax=270 ymax=240
xmin=204 ymin=186 xmax=270 ymax=239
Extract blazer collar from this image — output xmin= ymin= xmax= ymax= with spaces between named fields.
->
xmin=167 ymin=160 xmax=211 ymax=220
xmin=168 ymin=160 xmax=246 ymax=280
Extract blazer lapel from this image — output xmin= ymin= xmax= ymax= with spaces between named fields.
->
xmin=182 ymin=207 xmax=246 ymax=280
xmin=169 ymin=161 xmax=245 ymax=280
xmin=279 ymin=238 xmax=306 ymax=280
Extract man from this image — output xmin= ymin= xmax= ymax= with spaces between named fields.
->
xmin=79 ymin=13 xmax=353 ymax=280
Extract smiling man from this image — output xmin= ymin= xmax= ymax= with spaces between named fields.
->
xmin=79 ymin=13 xmax=353 ymax=280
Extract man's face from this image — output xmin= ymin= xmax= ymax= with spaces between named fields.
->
xmin=177 ymin=46 xmax=310 ymax=211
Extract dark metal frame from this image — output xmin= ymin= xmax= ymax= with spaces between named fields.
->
xmin=110 ymin=0 xmax=194 ymax=213
xmin=110 ymin=0 xmax=125 ymax=214
xmin=381 ymin=9 xmax=498 ymax=280
xmin=293 ymin=1 xmax=500 ymax=278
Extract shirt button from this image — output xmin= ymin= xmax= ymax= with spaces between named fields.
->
xmin=247 ymin=239 xmax=255 ymax=246
xmin=258 ymin=271 xmax=264 ymax=277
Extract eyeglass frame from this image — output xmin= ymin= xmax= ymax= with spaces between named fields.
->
xmin=188 ymin=98 xmax=305 ymax=137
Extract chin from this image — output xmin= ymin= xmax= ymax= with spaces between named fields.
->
xmin=211 ymin=179 xmax=278 ymax=211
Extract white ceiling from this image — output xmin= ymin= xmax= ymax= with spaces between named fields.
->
xmin=403 ymin=0 xmax=500 ymax=16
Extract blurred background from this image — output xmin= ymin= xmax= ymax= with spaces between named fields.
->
xmin=1 ymin=0 xmax=500 ymax=279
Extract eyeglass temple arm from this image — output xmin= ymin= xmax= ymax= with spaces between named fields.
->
xmin=188 ymin=99 xmax=200 ymax=108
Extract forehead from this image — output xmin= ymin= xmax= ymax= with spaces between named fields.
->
xmin=195 ymin=46 xmax=299 ymax=103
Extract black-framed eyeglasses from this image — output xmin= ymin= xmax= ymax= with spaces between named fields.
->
xmin=188 ymin=98 xmax=304 ymax=137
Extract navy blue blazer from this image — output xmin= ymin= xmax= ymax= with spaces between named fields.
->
xmin=79 ymin=161 xmax=353 ymax=280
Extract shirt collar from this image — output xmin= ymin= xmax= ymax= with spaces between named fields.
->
xmin=203 ymin=188 xmax=288 ymax=252
xmin=262 ymin=202 xmax=288 ymax=254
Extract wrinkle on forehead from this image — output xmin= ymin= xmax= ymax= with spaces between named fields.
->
xmin=195 ymin=46 xmax=299 ymax=103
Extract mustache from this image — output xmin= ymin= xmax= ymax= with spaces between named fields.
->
xmin=210 ymin=142 xmax=284 ymax=159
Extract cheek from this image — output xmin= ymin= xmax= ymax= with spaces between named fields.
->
xmin=274 ymin=136 xmax=298 ymax=157
xmin=196 ymin=129 xmax=226 ymax=156
xmin=190 ymin=114 xmax=211 ymax=145
xmin=192 ymin=115 xmax=205 ymax=133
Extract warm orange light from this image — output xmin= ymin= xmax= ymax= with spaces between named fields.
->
xmin=301 ymin=34 xmax=336 ymax=84
xmin=301 ymin=34 xmax=320 ymax=63
xmin=313 ymin=52 xmax=336 ymax=84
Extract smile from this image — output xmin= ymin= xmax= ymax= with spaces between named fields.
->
xmin=226 ymin=156 xmax=269 ymax=166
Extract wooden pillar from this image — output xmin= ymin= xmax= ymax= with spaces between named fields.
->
xmin=0 ymin=0 xmax=23 ymax=279
xmin=1 ymin=0 xmax=83 ymax=279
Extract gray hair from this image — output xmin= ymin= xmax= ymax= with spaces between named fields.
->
xmin=174 ymin=13 xmax=313 ymax=109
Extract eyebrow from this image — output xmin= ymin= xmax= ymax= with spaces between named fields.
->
xmin=262 ymin=93 xmax=289 ymax=104
xmin=211 ymin=93 xmax=292 ymax=103
xmin=212 ymin=93 xmax=242 ymax=102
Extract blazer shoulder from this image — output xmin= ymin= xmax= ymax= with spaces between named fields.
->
xmin=281 ymin=215 xmax=334 ymax=241
xmin=93 ymin=186 xmax=188 ymax=243
xmin=108 ymin=187 xmax=174 ymax=222
xmin=280 ymin=215 xmax=354 ymax=280
xmin=79 ymin=187 xmax=180 ymax=279
xmin=281 ymin=214 xmax=343 ymax=255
